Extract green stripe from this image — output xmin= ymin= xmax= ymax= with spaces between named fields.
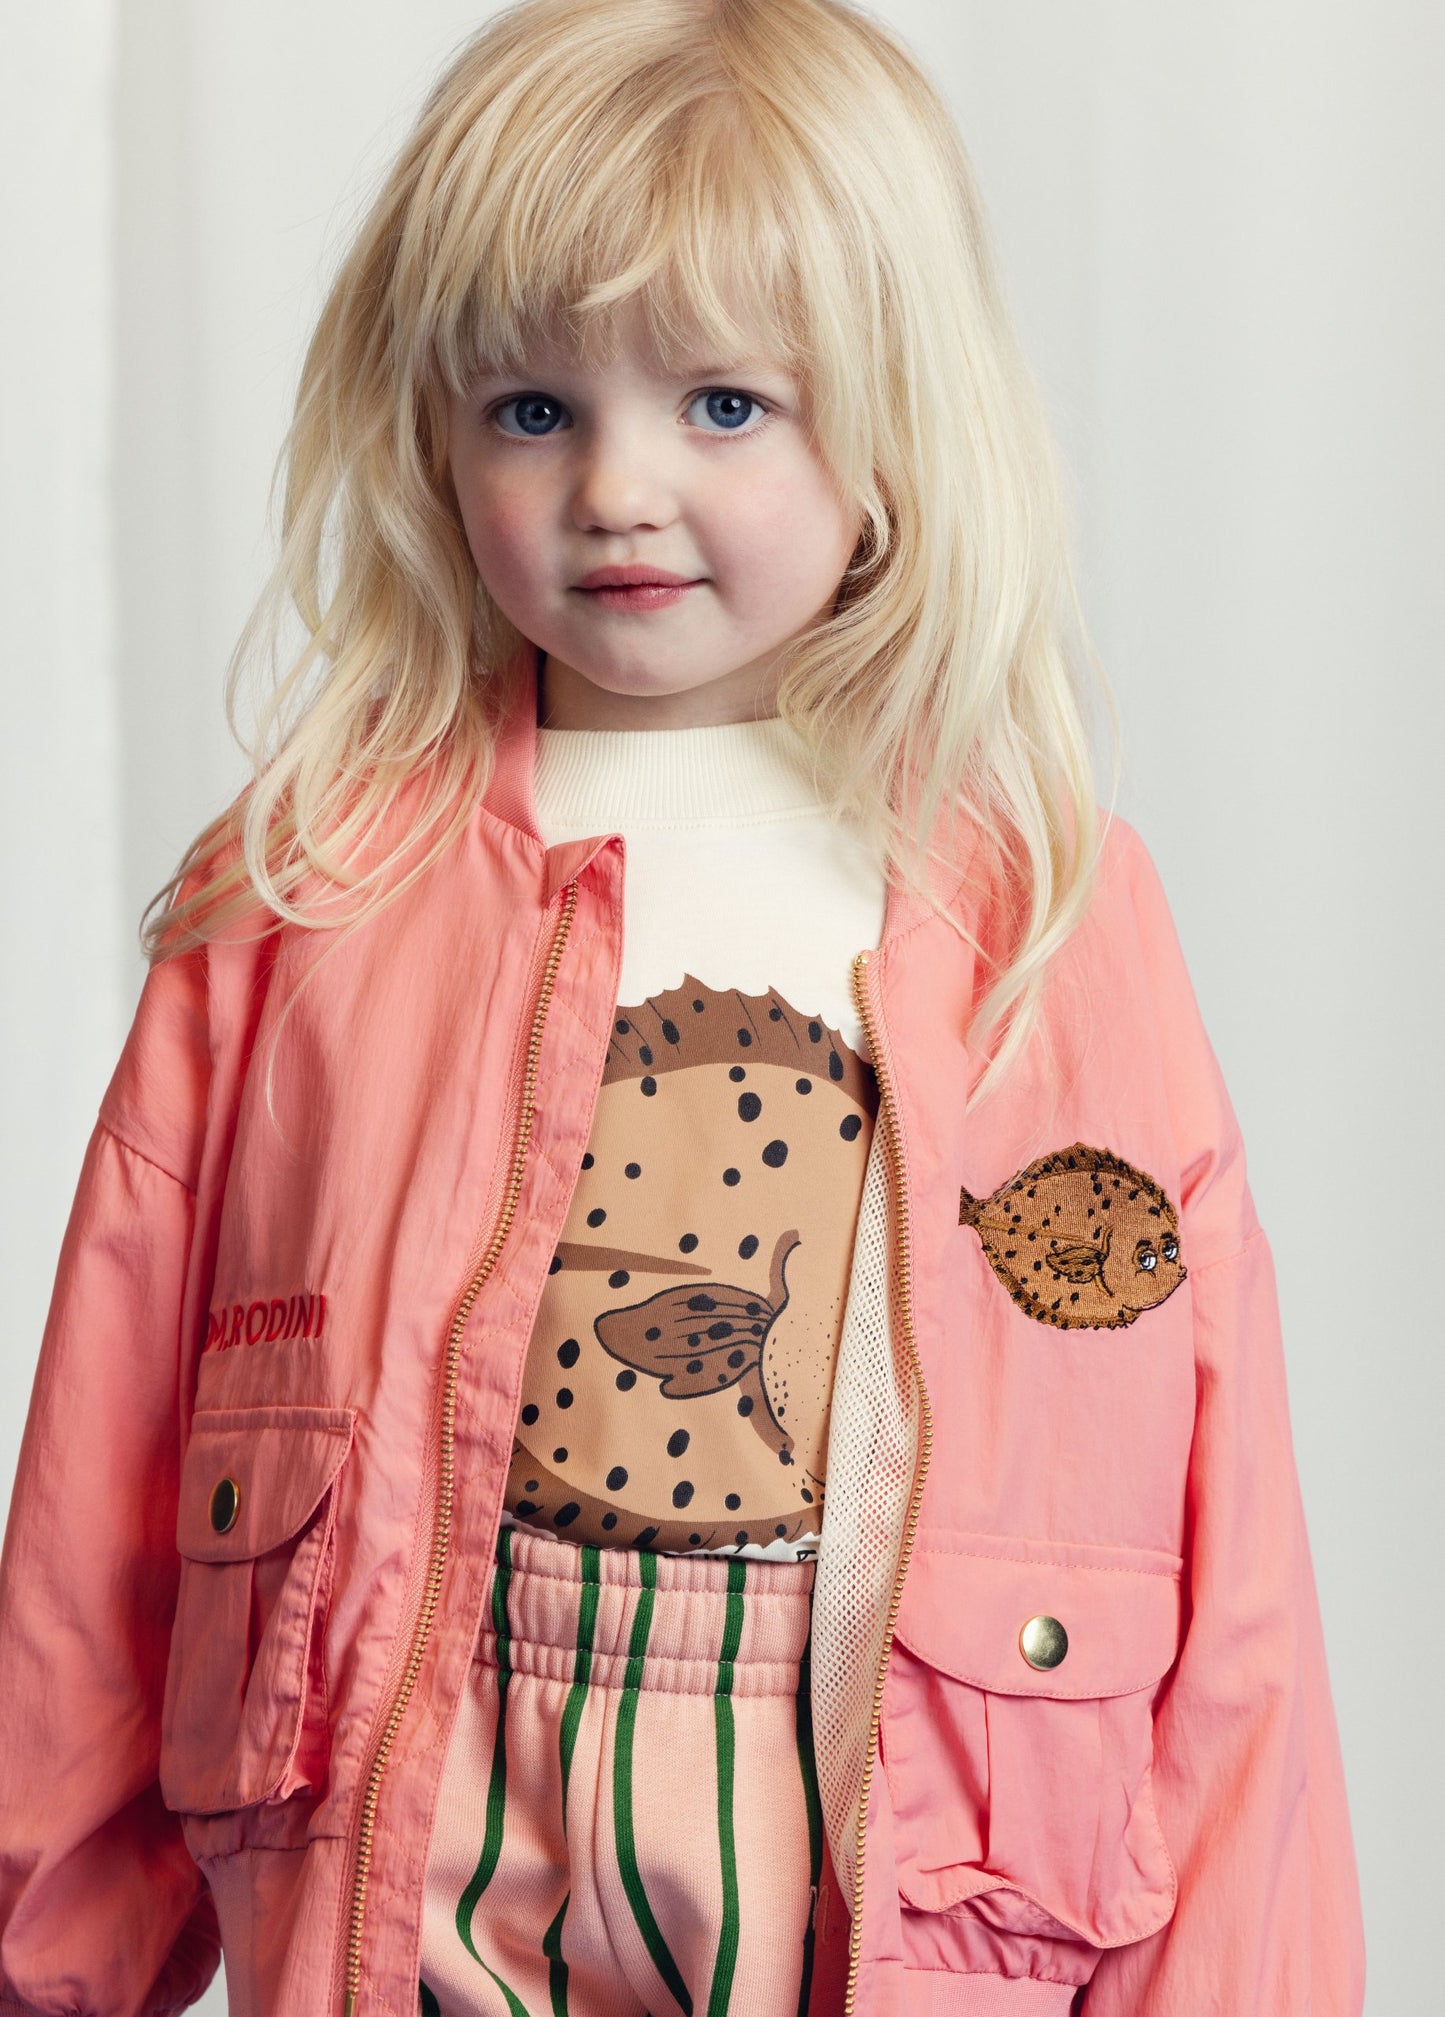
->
xmin=418 ymin=1980 xmax=442 ymax=2017
xmin=705 ymin=1561 xmax=747 ymax=2017
xmin=455 ymin=1527 xmax=530 ymax=2017
xmin=792 ymin=1634 xmax=825 ymax=2017
xmin=613 ymin=1551 xmax=692 ymax=2016
xmin=544 ymin=1545 xmax=599 ymax=2016
xmin=560 ymin=1546 xmax=599 ymax=1820
xmin=543 ymin=1892 xmax=570 ymax=2017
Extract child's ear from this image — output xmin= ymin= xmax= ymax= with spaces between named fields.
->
xmin=841 ymin=491 xmax=891 ymax=584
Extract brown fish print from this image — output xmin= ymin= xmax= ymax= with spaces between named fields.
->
xmin=958 ymin=1142 xmax=1186 ymax=1330
xmin=594 ymin=1228 xmax=802 ymax=1465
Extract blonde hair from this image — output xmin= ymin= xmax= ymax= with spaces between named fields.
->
xmin=145 ymin=0 xmax=1119 ymax=1109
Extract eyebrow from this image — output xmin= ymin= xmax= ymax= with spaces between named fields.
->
xmin=461 ymin=354 xmax=795 ymax=392
xmin=675 ymin=357 xmax=793 ymax=382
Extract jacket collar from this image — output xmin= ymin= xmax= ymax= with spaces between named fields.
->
xmin=480 ymin=642 xmax=619 ymax=902
xmin=481 ymin=641 xmax=549 ymax=844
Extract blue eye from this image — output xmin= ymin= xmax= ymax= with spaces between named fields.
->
xmin=688 ymin=389 xmax=764 ymax=433
xmin=494 ymin=394 xmax=569 ymax=437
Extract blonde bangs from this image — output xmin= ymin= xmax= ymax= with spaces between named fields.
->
xmin=418 ymin=64 xmax=811 ymax=398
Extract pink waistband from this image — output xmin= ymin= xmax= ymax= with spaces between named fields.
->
xmin=477 ymin=1521 xmax=816 ymax=1697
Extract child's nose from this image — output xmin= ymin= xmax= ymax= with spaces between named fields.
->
xmin=569 ymin=426 xmax=678 ymax=534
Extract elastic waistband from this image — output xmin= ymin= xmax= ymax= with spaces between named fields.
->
xmin=479 ymin=1522 xmax=815 ymax=1698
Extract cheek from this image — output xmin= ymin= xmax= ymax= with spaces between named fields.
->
xmin=451 ymin=462 xmax=548 ymax=606
xmin=709 ymin=451 xmax=860 ymax=609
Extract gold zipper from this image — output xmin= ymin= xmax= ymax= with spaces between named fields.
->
xmin=842 ymin=947 xmax=934 ymax=2017
xmin=341 ymin=878 xmax=580 ymax=2016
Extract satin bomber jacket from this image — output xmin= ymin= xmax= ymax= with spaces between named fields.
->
xmin=0 ymin=661 xmax=1364 ymax=2017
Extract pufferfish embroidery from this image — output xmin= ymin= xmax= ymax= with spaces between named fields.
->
xmin=959 ymin=1142 xmax=1186 ymax=1330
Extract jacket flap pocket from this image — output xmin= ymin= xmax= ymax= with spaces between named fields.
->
xmin=176 ymin=1405 xmax=356 ymax=1563
xmin=893 ymin=1535 xmax=1182 ymax=1698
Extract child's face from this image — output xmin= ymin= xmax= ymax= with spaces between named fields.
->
xmin=444 ymin=301 xmax=862 ymax=725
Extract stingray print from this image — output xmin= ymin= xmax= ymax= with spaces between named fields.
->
xmin=959 ymin=1142 xmax=1186 ymax=1330
xmin=594 ymin=1227 xmax=800 ymax=1462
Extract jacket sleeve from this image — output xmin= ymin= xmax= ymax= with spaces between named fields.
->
xmin=0 ymin=954 xmax=223 ymax=2017
xmin=1082 ymin=825 xmax=1365 ymax=2014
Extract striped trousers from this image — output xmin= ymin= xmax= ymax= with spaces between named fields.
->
xmin=418 ymin=1522 xmax=834 ymax=2017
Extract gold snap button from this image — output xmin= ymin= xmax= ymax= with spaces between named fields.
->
xmin=209 ymin=1476 xmax=241 ymax=1534
xmin=1019 ymin=1614 xmax=1068 ymax=1670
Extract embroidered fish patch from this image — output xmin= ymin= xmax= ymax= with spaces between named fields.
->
xmin=958 ymin=1143 xmax=1185 ymax=1330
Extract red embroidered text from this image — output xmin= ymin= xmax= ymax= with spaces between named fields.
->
xmin=205 ymin=1293 xmax=328 ymax=1352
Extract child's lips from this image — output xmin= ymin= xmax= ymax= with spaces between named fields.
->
xmin=575 ymin=581 xmax=702 ymax=610
xmin=572 ymin=568 xmax=707 ymax=612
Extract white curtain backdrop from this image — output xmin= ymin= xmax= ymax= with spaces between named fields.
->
xmin=4 ymin=5 xmax=1440 ymax=2010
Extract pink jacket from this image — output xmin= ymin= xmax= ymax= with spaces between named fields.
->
xmin=0 ymin=654 xmax=1364 ymax=2017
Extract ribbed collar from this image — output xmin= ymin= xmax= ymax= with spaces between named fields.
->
xmin=533 ymin=713 xmax=827 ymax=829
